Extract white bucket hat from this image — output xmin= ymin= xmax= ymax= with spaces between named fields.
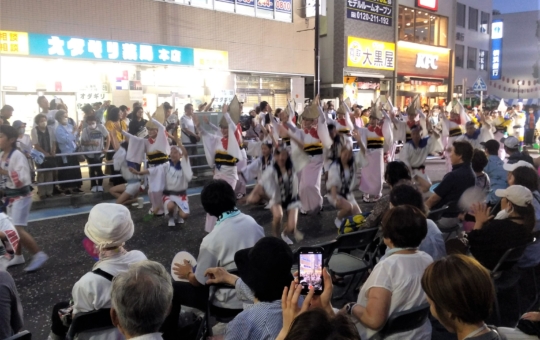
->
xmin=84 ymin=203 xmax=134 ymax=248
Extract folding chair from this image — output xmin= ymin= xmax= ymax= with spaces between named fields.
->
xmin=368 ymin=304 xmax=430 ymax=340
xmin=3 ymin=330 xmax=31 ymax=340
xmin=326 ymin=228 xmax=380 ymax=300
xmin=428 ymin=205 xmax=460 ymax=240
xmin=196 ymin=270 xmax=242 ymax=339
xmin=66 ymin=309 xmax=114 ymax=340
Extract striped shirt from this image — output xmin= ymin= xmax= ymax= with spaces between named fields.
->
xmin=225 ymin=299 xmax=283 ymax=340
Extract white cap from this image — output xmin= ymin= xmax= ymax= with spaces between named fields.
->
xmin=495 ymin=185 xmax=533 ymax=207
xmin=84 ymin=203 xmax=134 ymax=248
xmin=502 ymin=136 xmax=519 ymax=149
xmin=503 ymin=160 xmax=535 ymax=172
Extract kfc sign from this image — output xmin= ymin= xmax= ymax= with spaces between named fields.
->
xmin=416 ymin=53 xmax=439 ymax=70
xmin=416 ymin=0 xmax=438 ymax=11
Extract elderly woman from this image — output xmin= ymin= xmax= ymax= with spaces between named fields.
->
xmin=342 ymin=205 xmax=433 ymax=339
xmin=54 ymin=109 xmax=82 ymax=194
xmin=48 ymin=203 xmax=147 ymax=340
xmin=422 ymin=255 xmax=506 ymax=340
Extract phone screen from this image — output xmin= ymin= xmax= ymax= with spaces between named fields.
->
xmin=298 ymin=248 xmax=324 ymax=295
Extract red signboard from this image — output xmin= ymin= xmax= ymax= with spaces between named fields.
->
xmin=416 ymin=0 xmax=438 ymax=11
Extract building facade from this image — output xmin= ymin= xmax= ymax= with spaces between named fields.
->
xmin=488 ymin=10 xmax=540 ymax=105
xmin=453 ymin=0 xmax=492 ymax=103
xmin=0 ymin=0 xmax=314 ymax=124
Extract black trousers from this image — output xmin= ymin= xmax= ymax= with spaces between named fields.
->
xmin=50 ymin=301 xmax=70 ymax=338
xmin=106 ymin=145 xmax=126 ymax=186
xmin=525 ymin=128 xmax=536 ymax=145
xmin=86 ymin=157 xmax=104 ymax=187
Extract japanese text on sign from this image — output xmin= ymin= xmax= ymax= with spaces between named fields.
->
xmin=28 ymin=33 xmax=196 ymax=66
xmin=490 ymin=20 xmax=503 ymax=80
xmin=0 ymin=31 xmax=30 ymax=55
xmin=347 ymin=0 xmax=393 ymax=27
xmin=347 ymin=36 xmax=395 ymax=71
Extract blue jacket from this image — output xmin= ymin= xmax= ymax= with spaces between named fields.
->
xmin=484 ymin=155 xmax=507 ymax=204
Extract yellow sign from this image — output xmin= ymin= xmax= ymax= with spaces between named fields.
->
xmin=347 ymin=36 xmax=395 ymax=71
xmin=193 ymin=49 xmax=229 ymax=70
xmin=0 ymin=31 xmax=29 ymax=55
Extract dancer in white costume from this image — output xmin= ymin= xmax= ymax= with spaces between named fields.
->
xmin=356 ymin=106 xmax=393 ymax=202
xmin=441 ymin=103 xmax=470 ymax=172
xmin=399 ymin=125 xmax=439 ymax=188
xmin=131 ymin=144 xmax=192 ymax=227
xmin=196 ymin=102 xmax=243 ymax=232
xmin=0 ymin=125 xmax=48 ymax=271
xmin=243 ymin=141 xmax=274 ymax=206
xmin=284 ymin=96 xmax=332 ymax=214
xmin=326 ymin=137 xmax=363 ymax=228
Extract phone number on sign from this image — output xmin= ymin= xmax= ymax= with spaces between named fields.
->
xmin=276 ymin=0 xmax=291 ymax=11
xmin=347 ymin=9 xmax=392 ymax=26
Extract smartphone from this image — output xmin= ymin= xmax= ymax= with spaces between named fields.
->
xmin=298 ymin=247 xmax=324 ymax=295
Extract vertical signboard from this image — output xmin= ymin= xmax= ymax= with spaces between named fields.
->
xmin=346 ymin=0 xmax=393 ymax=27
xmin=490 ymin=20 xmax=503 ymax=80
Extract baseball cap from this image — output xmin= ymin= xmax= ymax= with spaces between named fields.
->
xmin=503 ymin=160 xmax=535 ymax=172
xmin=495 ymin=185 xmax=533 ymax=207
xmin=501 ymin=136 xmax=519 ymax=149
xmin=481 ymin=140 xmax=500 ymax=155
xmin=234 ymin=237 xmax=293 ymax=302
xmin=84 ymin=203 xmax=134 ymax=249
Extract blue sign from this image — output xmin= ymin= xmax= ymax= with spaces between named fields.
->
xmin=237 ymin=0 xmax=255 ymax=7
xmin=27 ymin=33 xmax=195 ymax=66
xmin=472 ymin=77 xmax=488 ymax=91
xmin=490 ymin=20 xmax=503 ymax=80
xmin=275 ymin=0 xmax=292 ymax=13
xmin=257 ymin=0 xmax=274 ymax=11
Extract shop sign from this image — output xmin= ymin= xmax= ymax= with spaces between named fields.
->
xmin=416 ymin=0 xmax=438 ymax=11
xmin=193 ymin=49 xmax=229 ymax=70
xmin=397 ymin=42 xmax=449 ymax=78
xmin=0 ymin=31 xmax=29 ymax=55
xmin=76 ymin=84 xmax=110 ymax=109
xmin=491 ymin=20 xmax=503 ymax=80
xmin=27 ymin=33 xmax=195 ymax=66
xmin=347 ymin=36 xmax=395 ymax=71
xmin=257 ymin=0 xmax=274 ymax=12
xmin=346 ymin=0 xmax=393 ymax=27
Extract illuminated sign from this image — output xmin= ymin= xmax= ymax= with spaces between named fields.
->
xmin=416 ymin=0 xmax=438 ymax=11
xmin=347 ymin=36 xmax=395 ymax=71
xmin=491 ymin=20 xmax=503 ymax=80
xmin=416 ymin=53 xmax=439 ymax=70
xmin=193 ymin=49 xmax=229 ymax=70
xmin=0 ymin=31 xmax=29 ymax=55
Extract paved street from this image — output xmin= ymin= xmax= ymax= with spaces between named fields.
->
xmin=7 ymin=158 xmax=451 ymax=339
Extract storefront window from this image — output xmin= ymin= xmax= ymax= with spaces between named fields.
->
xmin=236 ymin=75 xmax=291 ymax=112
xmin=398 ymin=6 xmax=448 ymax=47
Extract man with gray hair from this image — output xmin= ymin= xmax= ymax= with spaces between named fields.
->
xmin=111 ymin=260 xmax=173 ymax=340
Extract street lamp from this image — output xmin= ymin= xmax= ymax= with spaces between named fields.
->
xmin=517 ymin=80 xmax=523 ymax=99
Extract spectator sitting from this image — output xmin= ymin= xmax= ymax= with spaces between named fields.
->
xmin=162 ymin=180 xmax=264 ymax=339
xmin=204 ymin=237 xmax=293 ymax=340
xmin=363 ymin=160 xmax=412 ymax=229
xmin=426 ymin=140 xmax=476 ymax=229
xmin=422 ymin=255 xmax=506 ymax=340
xmin=463 ymin=185 xmax=535 ymax=271
xmin=111 ymin=261 xmax=173 ymax=340
xmin=0 ymin=264 xmax=24 ymax=339
xmin=31 ymin=114 xmax=57 ymax=199
xmin=48 ymin=203 xmax=147 ymax=340
xmin=503 ymin=163 xmax=540 ymax=269
xmin=344 ymin=205 xmax=433 ymax=339
xmin=472 ymin=149 xmax=490 ymax=194
xmin=54 ymin=110 xmax=83 ymax=194
xmin=481 ymin=140 xmax=507 ymax=206
xmin=127 ymin=106 xmax=148 ymax=138
xmin=389 ymin=184 xmax=446 ymax=261
xmin=504 ymin=136 xmax=534 ymax=165
xmin=80 ymin=115 xmax=110 ymax=193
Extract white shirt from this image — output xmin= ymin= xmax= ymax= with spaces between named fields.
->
xmin=355 ymin=252 xmax=433 ymax=340
xmin=0 ymin=149 xmax=31 ymax=189
xmin=180 ymin=114 xmax=196 ymax=144
xmin=195 ymin=213 xmax=264 ymax=309
xmin=399 ymin=137 xmax=435 ymax=170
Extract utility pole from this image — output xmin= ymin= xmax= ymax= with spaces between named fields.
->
xmin=314 ymin=0 xmax=320 ymax=98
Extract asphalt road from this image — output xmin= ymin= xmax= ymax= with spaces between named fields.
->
xmin=8 ymin=159 xmax=451 ymax=339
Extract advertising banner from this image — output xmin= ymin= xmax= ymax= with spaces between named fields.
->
xmin=0 ymin=31 xmax=30 ymax=55
xmin=346 ymin=0 xmax=393 ymax=27
xmin=347 ymin=36 xmax=395 ymax=71
xmin=491 ymin=20 xmax=503 ymax=80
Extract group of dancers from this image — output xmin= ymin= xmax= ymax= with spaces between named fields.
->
xmin=0 ymin=94 xmax=527 ymax=272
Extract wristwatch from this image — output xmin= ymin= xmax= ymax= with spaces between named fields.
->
xmin=345 ymin=302 xmax=357 ymax=316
